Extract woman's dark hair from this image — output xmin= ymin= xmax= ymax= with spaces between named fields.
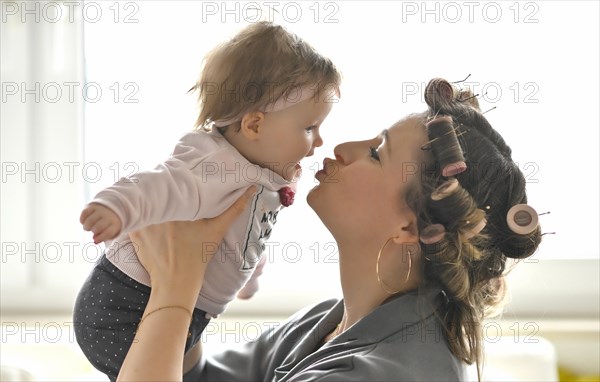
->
xmin=406 ymin=78 xmax=543 ymax=378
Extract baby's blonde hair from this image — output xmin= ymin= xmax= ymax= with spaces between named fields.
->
xmin=189 ymin=22 xmax=341 ymax=130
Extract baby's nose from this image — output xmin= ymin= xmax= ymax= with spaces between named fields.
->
xmin=313 ymin=132 xmax=323 ymax=148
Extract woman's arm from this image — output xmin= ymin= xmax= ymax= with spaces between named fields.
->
xmin=117 ymin=186 xmax=256 ymax=382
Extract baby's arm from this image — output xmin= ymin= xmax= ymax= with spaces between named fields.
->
xmin=81 ymin=132 xmax=221 ymax=242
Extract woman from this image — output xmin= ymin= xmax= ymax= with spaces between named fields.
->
xmin=117 ymin=78 xmax=542 ymax=381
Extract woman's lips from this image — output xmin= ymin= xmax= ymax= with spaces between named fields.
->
xmin=315 ymin=158 xmax=335 ymax=180
xmin=315 ymin=169 xmax=326 ymax=180
xmin=323 ymin=158 xmax=335 ymax=174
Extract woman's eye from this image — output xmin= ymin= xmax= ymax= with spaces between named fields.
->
xmin=369 ymin=147 xmax=380 ymax=161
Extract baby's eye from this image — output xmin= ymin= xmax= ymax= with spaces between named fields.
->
xmin=305 ymin=125 xmax=316 ymax=133
xmin=369 ymin=147 xmax=380 ymax=161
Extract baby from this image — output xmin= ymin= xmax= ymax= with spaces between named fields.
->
xmin=73 ymin=21 xmax=341 ymax=381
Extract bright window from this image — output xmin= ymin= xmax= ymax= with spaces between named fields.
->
xmin=82 ymin=1 xmax=600 ymax=315
xmin=2 ymin=1 xmax=598 ymax=317
xmin=84 ymin=1 xmax=599 ymax=259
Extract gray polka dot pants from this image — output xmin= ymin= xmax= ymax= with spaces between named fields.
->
xmin=73 ymin=255 xmax=211 ymax=381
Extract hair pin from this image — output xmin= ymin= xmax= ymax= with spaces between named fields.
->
xmin=454 ymin=129 xmax=469 ymax=138
xmin=420 ymin=126 xmax=467 ymax=150
xmin=426 ymin=109 xmax=442 ymax=122
xmin=452 ymin=74 xmax=472 ymax=84
xmin=482 ymin=106 xmax=497 ymax=115
xmin=459 ymin=93 xmax=479 ymax=103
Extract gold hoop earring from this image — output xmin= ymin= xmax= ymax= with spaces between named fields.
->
xmin=376 ymin=237 xmax=413 ymax=295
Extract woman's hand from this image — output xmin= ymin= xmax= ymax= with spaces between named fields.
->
xmin=118 ymin=186 xmax=256 ymax=382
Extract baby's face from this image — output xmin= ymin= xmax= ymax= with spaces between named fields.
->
xmin=256 ymin=91 xmax=335 ymax=181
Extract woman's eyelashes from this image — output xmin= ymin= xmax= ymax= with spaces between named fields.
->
xmin=369 ymin=146 xmax=381 ymax=161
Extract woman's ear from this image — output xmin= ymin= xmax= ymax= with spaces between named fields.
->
xmin=391 ymin=223 xmax=420 ymax=261
xmin=391 ymin=207 xmax=420 ymax=245
xmin=239 ymin=111 xmax=265 ymax=141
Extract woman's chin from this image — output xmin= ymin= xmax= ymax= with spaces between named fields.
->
xmin=306 ymin=185 xmax=325 ymax=212
xmin=307 ymin=187 xmax=336 ymax=230
xmin=306 ymin=186 xmax=318 ymax=207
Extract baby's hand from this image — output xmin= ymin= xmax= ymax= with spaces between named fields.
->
xmin=236 ymin=281 xmax=258 ymax=300
xmin=236 ymin=293 xmax=253 ymax=300
xmin=80 ymin=203 xmax=122 ymax=244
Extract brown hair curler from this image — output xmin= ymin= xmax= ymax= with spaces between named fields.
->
xmin=424 ymin=78 xmax=457 ymax=110
xmin=506 ymin=204 xmax=539 ymax=235
xmin=426 ymin=116 xmax=467 ymax=177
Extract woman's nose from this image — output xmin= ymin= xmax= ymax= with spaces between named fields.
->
xmin=333 ymin=141 xmax=359 ymax=165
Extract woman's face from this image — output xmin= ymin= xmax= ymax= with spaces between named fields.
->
xmin=307 ymin=115 xmax=429 ymax=241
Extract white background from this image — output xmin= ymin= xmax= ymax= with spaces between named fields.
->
xmin=1 ymin=1 xmax=599 ymax=317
